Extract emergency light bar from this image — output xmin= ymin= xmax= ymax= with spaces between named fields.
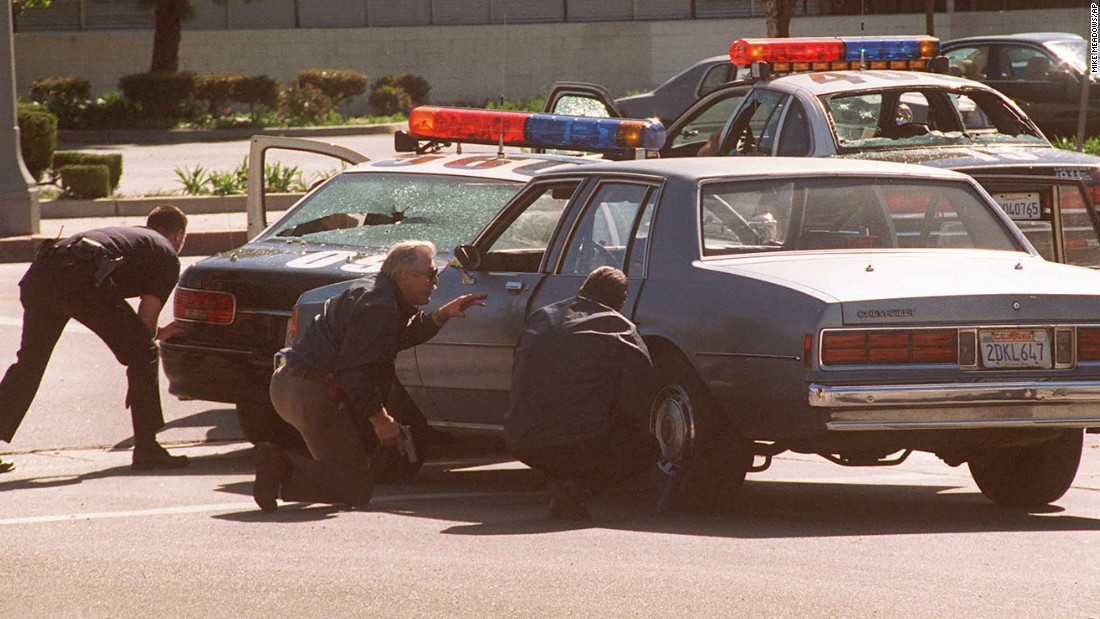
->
xmin=729 ymin=36 xmax=939 ymax=73
xmin=407 ymin=106 xmax=666 ymax=152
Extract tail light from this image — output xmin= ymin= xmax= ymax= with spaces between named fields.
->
xmin=821 ymin=329 xmax=957 ymax=366
xmin=1078 ymin=327 xmax=1100 ymax=361
xmin=1085 ymin=181 xmax=1100 ymax=210
xmin=173 ymin=287 xmax=236 ymax=325
xmin=287 ymin=305 xmax=299 ymax=345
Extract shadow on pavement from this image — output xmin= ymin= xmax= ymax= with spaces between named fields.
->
xmin=108 ymin=407 xmax=244 ymax=451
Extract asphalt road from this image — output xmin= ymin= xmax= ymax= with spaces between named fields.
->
xmin=1 ymin=259 xmax=1099 ymax=617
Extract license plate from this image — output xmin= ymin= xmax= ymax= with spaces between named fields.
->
xmin=991 ymin=192 xmax=1041 ymax=221
xmin=979 ymin=329 xmax=1051 ymax=369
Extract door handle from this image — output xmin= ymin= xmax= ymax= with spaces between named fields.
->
xmin=505 ymin=281 xmax=525 ymax=294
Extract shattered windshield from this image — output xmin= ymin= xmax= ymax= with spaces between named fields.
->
xmin=262 ymin=172 xmax=522 ymax=249
xmin=822 ymin=87 xmax=1047 ymax=153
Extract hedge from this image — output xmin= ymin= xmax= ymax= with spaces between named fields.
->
xmin=53 ymin=152 xmax=123 ymax=191
xmin=16 ymin=105 xmax=57 ymax=182
xmin=368 ymin=84 xmax=411 ymax=116
xmin=58 ymin=164 xmax=110 ymax=199
xmin=233 ymin=75 xmax=279 ymax=110
xmin=119 ymin=72 xmax=197 ymax=119
xmin=297 ymin=68 xmax=368 ymax=109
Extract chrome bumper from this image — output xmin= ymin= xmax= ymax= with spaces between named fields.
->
xmin=808 ymin=381 xmax=1100 ymax=431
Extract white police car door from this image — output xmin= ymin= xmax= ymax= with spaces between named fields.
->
xmin=416 ymin=179 xmax=585 ymax=428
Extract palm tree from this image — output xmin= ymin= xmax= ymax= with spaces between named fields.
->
xmin=760 ymin=0 xmax=799 ymax=38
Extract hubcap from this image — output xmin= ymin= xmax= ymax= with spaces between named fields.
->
xmin=652 ymin=384 xmax=695 ymax=474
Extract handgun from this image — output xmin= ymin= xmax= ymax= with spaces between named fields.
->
xmin=398 ymin=424 xmax=418 ymax=463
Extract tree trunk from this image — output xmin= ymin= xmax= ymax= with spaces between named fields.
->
xmin=763 ymin=0 xmax=799 ymax=38
xmin=151 ymin=0 xmax=182 ymax=73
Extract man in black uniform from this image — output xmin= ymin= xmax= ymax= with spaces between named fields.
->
xmin=0 ymin=205 xmax=189 ymax=472
xmin=504 ymin=267 xmax=660 ymax=520
xmin=252 ymin=240 xmax=487 ymax=511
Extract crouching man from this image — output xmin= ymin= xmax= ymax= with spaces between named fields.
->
xmin=251 ymin=240 xmax=486 ymax=512
xmin=504 ymin=267 xmax=660 ymax=520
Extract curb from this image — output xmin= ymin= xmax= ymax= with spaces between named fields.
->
xmin=58 ymin=122 xmax=404 ymax=146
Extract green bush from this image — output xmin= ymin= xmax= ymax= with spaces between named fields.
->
xmin=282 ymin=82 xmax=335 ymax=123
xmin=195 ymin=73 xmax=246 ymax=115
xmin=16 ymin=105 xmax=57 ymax=182
xmin=83 ymin=92 xmax=142 ymax=129
xmin=119 ymin=72 xmax=197 ymax=119
xmin=29 ymin=75 xmax=91 ymax=128
xmin=233 ymin=75 xmax=280 ymax=111
xmin=396 ymin=74 xmax=431 ymax=105
xmin=52 ymin=152 xmax=122 ymax=191
xmin=58 ymin=164 xmax=110 ymax=199
xmin=368 ymin=84 xmax=412 ymax=116
xmin=297 ymin=68 xmax=368 ymax=110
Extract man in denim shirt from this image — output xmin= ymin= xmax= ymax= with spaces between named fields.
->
xmin=252 ymin=240 xmax=485 ymax=512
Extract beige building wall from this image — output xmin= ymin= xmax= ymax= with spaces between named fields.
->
xmin=14 ymin=8 xmax=1086 ymax=113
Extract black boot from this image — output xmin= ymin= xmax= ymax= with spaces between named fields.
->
xmin=253 ymin=442 xmax=291 ymax=512
xmin=0 ymin=459 xmax=13 ymax=474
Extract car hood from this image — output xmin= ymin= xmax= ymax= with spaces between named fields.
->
xmin=842 ymin=145 xmax=1100 ymax=179
xmin=703 ymin=250 xmax=1100 ymax=325
xmin=178 ymin=241 xmax=387 ymax=311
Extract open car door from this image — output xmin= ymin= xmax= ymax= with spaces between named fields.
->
xmin=542 ymin=81 xmax=623 ymax=119
xmin=246 ymin=135 xmax=369 ymax=240
xmin=659 ymin=81 xmax=751 ymax=158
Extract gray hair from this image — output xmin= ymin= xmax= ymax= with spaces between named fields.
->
xmin=578 ymin=266 xmax=628 ymax=310
xmin=381 ymin=240 xmax=437 ymax=279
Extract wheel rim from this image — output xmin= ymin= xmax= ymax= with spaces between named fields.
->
xmin=652 ymin=384 xmax=696 ymax=475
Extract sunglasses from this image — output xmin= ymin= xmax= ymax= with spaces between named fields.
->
xmin=422 ymin=266 xmax=439 ymax=280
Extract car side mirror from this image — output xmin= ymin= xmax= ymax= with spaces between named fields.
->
xmin=450 ymin=245 xmax=481 ymax=272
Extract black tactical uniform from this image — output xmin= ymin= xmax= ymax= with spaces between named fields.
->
xmin=0 ymin=225 xmax=186 ymax=470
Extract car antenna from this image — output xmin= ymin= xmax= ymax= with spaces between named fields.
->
xmin=496 ymin=10 xmax=508 ymax=159
xmin=858 ymin=0 xmax=866 ymax=70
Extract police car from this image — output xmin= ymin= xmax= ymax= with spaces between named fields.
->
xmin=547 ymin=35 xmax=1100 ymax=268
xmin=162 ymin=113 xmax=664 ymax=448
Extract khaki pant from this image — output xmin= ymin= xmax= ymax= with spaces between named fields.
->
xmin=269 ymin=366 xmax=375 ymax=506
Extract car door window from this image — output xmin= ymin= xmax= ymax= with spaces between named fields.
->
xmin=998 ymin=46 xmax=1054 ymax=81
xmin=776 ymin=99 xmax=811 ymax=156
xmin=698 ymin=63 xmax=735 ymax=97
xmin=944 ymin=46 xmax=990 ymax=80
xmin=551 ymin=95 xmax=613 ymax=118
xmin=723 ymin=89 xmax=788 ymax=156
xmin=479 ymin=181 xmax=580 ymax=273
xmin=626 ymin=195 xmax=657 ymax=276
xmin=560 ymin=182 xmax=652 ymax=275
xmin=671 ymin=92 xmax=744 ymax=150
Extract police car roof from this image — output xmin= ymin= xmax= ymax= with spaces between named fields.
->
xmin=341 ymin=152 xmax=590 ymax=182
xmin=761 ymin=69 xmax=988 ymax=97
xmin=535 ymin=156 xmax=970 ymax=184
xmin=944 ymin=32 xmax=1083 ymax=46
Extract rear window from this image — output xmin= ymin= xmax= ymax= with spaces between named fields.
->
xmin=700 ymin=177 xmax=1024 ymax=257
xmin=261 ymin=172 xmax=521 ymax=249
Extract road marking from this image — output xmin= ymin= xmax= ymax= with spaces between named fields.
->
xmin=0 ymin=491 xmax=536 ymax=526
xmin=0 ymin=316 xmax=93 ymax=335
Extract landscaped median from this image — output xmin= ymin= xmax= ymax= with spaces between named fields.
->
xmin=0 ymin=193 xmax=303 ymax=263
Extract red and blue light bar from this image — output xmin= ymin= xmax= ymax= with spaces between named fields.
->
xmin=407 ymin=106 xmax=666 ymax=152
xmin=729 ymin=36 xmax=939 ymax=73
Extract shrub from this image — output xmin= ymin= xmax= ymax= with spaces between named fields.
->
xmin=195 ymin=73 xmax=246 ymax=115
xmin=233 ymin=75 xmax=279 ymax=112
xmin=83 ymin=92 xmax=142 ymax=129
xmin=368 ymin=84 xmax=411 ymax=116
xmin=52 ymin=152 xmax=123 ymax=191
xmin=396 ymin=74 xmax=431 ymax=106
xmin=58 ymin=164 xmax=110 ymax=199
xmin=296 ymin=68 xmax=368 ymax=110
xmin=16 ymin=105 xmax=57 ymax=182
xmin=29 ymin=75 xmax=92 ymax=129
xmin=119 ymin=72 xmax=197 ymax=119
xmin=281 ymin=82 xmax=335 ymax=123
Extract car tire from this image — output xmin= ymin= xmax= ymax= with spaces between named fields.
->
xmin=235 ymin=401 xmax=305 ymax=449
xmin=651 ymin=351 xmax=752 ymax=512
xmin=967 ymin=429 xmax=1083 ymax=507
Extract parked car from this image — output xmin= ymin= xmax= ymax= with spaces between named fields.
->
xmin=297 ymin=155 xmax=1100 ymax=510
xmin=613 ymin=55 xmax=740 ymax=124
xmin=161 ymin=134 xmax=592 ymax=448
xmin=941 ymin=32 xmax=1099 ymax=137
xmin=543 ymin=36 xmax=1100 ymax=270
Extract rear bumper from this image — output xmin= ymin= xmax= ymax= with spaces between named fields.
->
xmin=809 ymin=381 xmax=1100 ymax=430
xmin=161 ymin=340 xmax=273 ymax=404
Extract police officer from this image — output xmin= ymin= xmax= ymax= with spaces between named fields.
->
xmin=252 ymin=240 xmax=486 ymax=511
xmin=0 ymin=205 xmax=190 ymax=471
xmin=505 ymin=267 xmax=660 ymax=520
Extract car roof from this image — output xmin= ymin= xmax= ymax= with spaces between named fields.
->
xmin=943 ymin=32 xmax=1084 ymax=47
xmin=536 ymin=156 xmax=971 ymax=183
xmin=339 ymin=151 xmax=589 ymax=182
xmin=760 ymin=70 xmax=989 ymax=96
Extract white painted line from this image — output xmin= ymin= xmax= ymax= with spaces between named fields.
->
xmin=0 ymin=491 xmax=537 ymax=526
